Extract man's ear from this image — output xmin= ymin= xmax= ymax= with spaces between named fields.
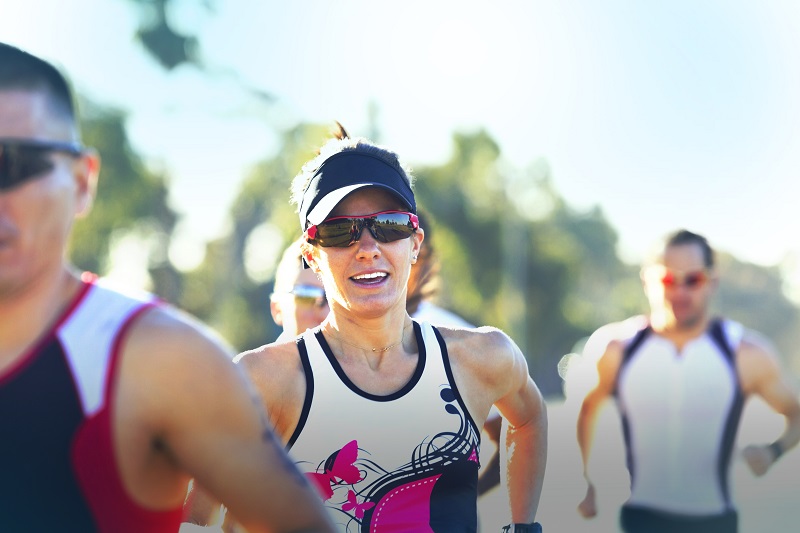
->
xmin=74 ymin=148 xmax=100 ymax=218
xmin=270 ymin=299 xmax=284 ymax=326
xmin=708 ymin=270 xmax=720 ymax=292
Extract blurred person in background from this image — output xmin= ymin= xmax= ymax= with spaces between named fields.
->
xmin=269 ymin=237 xmax=329 ymax=342
xmin=575 ymin=229 xmax=800 ymax=533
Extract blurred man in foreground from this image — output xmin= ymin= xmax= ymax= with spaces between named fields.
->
xmin=0 ymin=41 xmax=333 ymax=533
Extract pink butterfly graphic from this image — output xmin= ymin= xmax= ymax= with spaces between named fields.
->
xmin=307 ymin=440 xmax=363 ymax=501
xmin=468 ymin=447 xmax=479 ymax=463
xmin=341 ymin=489 xmax=375 ymax=519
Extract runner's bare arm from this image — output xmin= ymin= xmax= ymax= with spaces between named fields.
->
xmin=476 ymin=330 xmax=547 ymax=525
xmin=124 ymin=309 xmax=332 ymax=532
xmin=575 ymin=341 xmax=623 ymax=518
xmin=739 ymin=334 xmax=800 ymax=476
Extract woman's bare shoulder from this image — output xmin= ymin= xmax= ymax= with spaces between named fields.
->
xmin=436 ymin=324 xmax=515 ymax=351
xmin=235 ymin=339 xmax=305 ymax=380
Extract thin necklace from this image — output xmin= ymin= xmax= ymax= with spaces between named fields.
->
xmin=330 ymin=323 xmax=412 ymax=353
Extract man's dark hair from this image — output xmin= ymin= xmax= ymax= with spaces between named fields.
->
xmin=664 ymin=229 xmax=715 ymax=268
xmin=0 ymin=41 xmax=77 ymax=123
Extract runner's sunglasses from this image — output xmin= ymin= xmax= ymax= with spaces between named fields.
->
xmin=660 ymin=269 xmax=709 ymax=289
xmin=271 ymin=285 xmax=328 ymax=308
xmin=280 ymin=285 xmax=328 ymax=308
xmin=305 ymin=210 xmax=419 ymax=248
xmin=0 ymin=139 xmax=84 ymax=191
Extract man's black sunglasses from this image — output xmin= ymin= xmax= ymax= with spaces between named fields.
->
xmin=0 ymin=139 xmax=84 ymax=191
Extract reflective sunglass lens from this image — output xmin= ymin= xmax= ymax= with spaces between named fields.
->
xmin=370 ymin=213 xmax=414 ymax=242
xmin=295 ymin=296 xmax=327 ymax=308
xmin=660 ymin=271 xmax=706 ymax=289
xmin=315 ymin=220 xmax=360 ymax=247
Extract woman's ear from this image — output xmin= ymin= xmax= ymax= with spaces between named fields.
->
xmin=411 ymin=227 xmax=425 ymax=262
xmin=301 ymin=241 xmax=321 ymax=273
xmin=306 ymin=254 xmax=321 ymax=273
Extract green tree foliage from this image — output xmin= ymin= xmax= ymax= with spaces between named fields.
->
xmin=70 ymin=102 xmax=180 ymax=301
xmin=130 ymin=0 xmax=201 ymax=70
xmin=714 ymin=254 xmax=800 ymax=365
xmin=414 ymin=131 xmax=635 ymax=395
xmin=177 ymin=123 xmax=332 ymax=350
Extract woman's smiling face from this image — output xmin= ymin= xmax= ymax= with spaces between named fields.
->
xmin=307 ymin=187 xmax=423 ymax=318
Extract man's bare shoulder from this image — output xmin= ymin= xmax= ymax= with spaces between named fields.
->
xmin=739 ymin=328 xmax=778 ymax=357
xmin=734 ymin=327 xmax=798 ymax=400
xmin=112 ymin=305 xmax=256 ymax=448
xmin=603 ymin=338 xmax=627 ymax=356
xmin=126 ymin=304 xmax=235 ymax=368
xmin=737 ymin=328 xmax=781 ymax=379
xmin=596 ymin=339 xmax=625 ymax=376
xmin=584 ymin=316 xmax=647 ymax=361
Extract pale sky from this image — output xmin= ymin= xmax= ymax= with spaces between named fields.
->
xmin=3 ymin=1 xmax=800 ymax=294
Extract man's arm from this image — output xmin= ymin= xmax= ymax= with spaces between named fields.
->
xmin=121 ymin=307 xmax=333 ymax=533
xmin=738 ymin=334 xmax=800 ymax=476
xmin=575 ymin=341 xmax=622 ymax=518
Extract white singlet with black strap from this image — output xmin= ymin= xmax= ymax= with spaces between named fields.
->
xmin=289 ymin=320 xmax=481 ymax=532
xmin=616 ymin=319 xmax=745 ymax=515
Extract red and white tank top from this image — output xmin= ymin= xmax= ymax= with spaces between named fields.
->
xmin=0 ymin=274 xmax=183 ymax=532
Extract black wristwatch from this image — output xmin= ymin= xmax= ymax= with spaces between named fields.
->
xmin=501 ymin=523 xmax=542 ymax=533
